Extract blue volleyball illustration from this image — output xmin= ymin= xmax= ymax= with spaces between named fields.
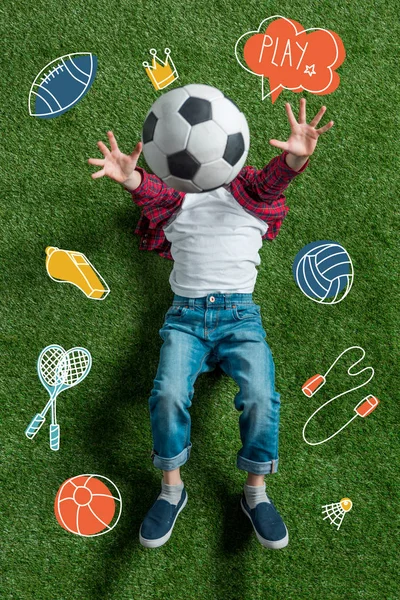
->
xmin=292 ymin=240 xmax=354 ymax=304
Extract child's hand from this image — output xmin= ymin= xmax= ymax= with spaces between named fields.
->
xmin=88 ymin=131 xmax=142 ymax=184
xmin=269 ymin=98 xmax=334 ymax=168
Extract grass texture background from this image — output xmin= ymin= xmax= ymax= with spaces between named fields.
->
xmin=1 ymin=1 xmax=398 ymax=599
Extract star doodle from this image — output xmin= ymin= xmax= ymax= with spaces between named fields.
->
xmin=304 ymin=64 xmax=316 ymax=77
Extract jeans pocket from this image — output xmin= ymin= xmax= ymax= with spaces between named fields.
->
xmin=165 ymin=305 xmax=189 ymax=320
xmin=231 ymin=304 xmax=261 ymax=321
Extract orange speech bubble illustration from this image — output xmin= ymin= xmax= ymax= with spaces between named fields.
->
xmin=235 ymin=16 xmax=346 ymax=102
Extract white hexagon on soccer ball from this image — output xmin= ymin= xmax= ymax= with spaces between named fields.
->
xmin=229 ymin=150 xmax=248 ymax=178
xmin=184 ymin=84 xmax=224 ymax=102
xmin=187 ymin=121 xmax=228 ymax=164
xmin=211 ymin=97 xmax=243 ymax=135
xmin=151 ymin=87 xmax=190 ymax=118
xmin=193 ymin=159 xmax=233 ymax=190
xmin=238 ymin=113 xmax=250 ymax=152
xmin=164 ymin=174 xmax=203 ymax=193
xmin=142 ymin=141 xmax=170 ymax=179
xmin=153 ymin=112 xmax=191 ymax=155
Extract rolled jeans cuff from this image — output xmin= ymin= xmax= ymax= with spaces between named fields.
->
xmin=151 ymin=442 xmax=193 ymax=471
xmin=237 ymin=453 xmax=279 ymax=475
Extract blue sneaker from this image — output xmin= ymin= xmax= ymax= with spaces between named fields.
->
xmin=240 ymin=493 xmax=289 ymax=549
xmin=139 ymin=488 xmax=188 ymax=548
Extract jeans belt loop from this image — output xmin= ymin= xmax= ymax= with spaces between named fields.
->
xmin=189 ymin=298 xmax=195 ymax=309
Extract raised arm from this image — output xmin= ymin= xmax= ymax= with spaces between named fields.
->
xmin=270 ymin=98 xmax=334 ymax=171
xmin=88 ymin=131 xmax=181 ymax=210
xmin=88 ymin=131 xmax=143 ymax=189
xmin=242 ymin=98 xmax=334 ymax=204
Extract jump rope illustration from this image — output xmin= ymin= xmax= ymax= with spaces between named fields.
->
xmin=25 ymin=345 xmax=92 ymax=451
xmin=301 ymin=346 xmax=379 ymax=446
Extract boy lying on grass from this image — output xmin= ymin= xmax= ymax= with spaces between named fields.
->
xmin=88 ymin=97 xmax=333 ymax=549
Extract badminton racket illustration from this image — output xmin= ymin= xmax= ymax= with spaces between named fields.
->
xmin=25 ymin=344 xmax=92 ymax=450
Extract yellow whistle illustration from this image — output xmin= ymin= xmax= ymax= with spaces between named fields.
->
xmin=45 ymin=247 xmax=110 ymax=300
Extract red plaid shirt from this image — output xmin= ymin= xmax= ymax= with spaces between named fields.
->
xmin=127 ymin=151 xmax=309 ymax=261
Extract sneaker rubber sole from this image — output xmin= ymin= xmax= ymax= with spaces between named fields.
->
xmin=139 ymin=491 xmax=188 ymax=548
xmin=240 ymin=496 xmax=289 ymax=550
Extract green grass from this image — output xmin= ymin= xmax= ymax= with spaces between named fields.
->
xmin=1 ymin=0 xmax=399 ymax=598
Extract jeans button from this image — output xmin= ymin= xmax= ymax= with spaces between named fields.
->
xmin=209 ymin=296 xmax=215 ymax=302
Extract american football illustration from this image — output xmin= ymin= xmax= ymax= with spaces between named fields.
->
xmin=29 ymin=52 xmax=97 ymax=119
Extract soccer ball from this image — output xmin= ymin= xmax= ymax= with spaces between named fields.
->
xmin=141 ymin=83 xmax=250 ymax=192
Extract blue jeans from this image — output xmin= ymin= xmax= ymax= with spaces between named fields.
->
xmin=149 ymin=293 xmax=280 ymax=475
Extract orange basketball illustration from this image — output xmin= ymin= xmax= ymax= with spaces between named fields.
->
xmin=54 ymin=474 xmax=122 ymax=536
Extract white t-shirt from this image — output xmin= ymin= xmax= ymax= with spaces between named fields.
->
xmin=162 ymin=186 xmax=268 ymax=298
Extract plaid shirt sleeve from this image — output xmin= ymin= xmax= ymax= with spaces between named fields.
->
xmin=243 ymin=151 xmax=309 ymax=202
xmin=127 ymin=153 xmax=309 ymax=259
xmin=124 ymin=166 xmax=184 ymax=228
xmin=231 ymin=151 xmax=309 ymax=240
xmin=125 ymin=166 xmax=184 ymax=260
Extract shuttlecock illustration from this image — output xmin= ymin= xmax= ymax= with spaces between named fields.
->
xmin=322 ymin=497 xmax=352 ymax=530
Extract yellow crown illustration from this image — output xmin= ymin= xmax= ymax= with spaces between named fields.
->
xmin=143 ymin=48 xmax=179 ymax=91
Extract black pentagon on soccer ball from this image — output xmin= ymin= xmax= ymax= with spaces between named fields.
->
xmin=223 ymin=132 xmax=245 ymax=166
xmin=142 ymin=111 xmax=158 ymax=143
xmin=168 ymin=150 xmax=200 ymax=179
xmin=178 ymin=97 xmax=212 ymax=125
